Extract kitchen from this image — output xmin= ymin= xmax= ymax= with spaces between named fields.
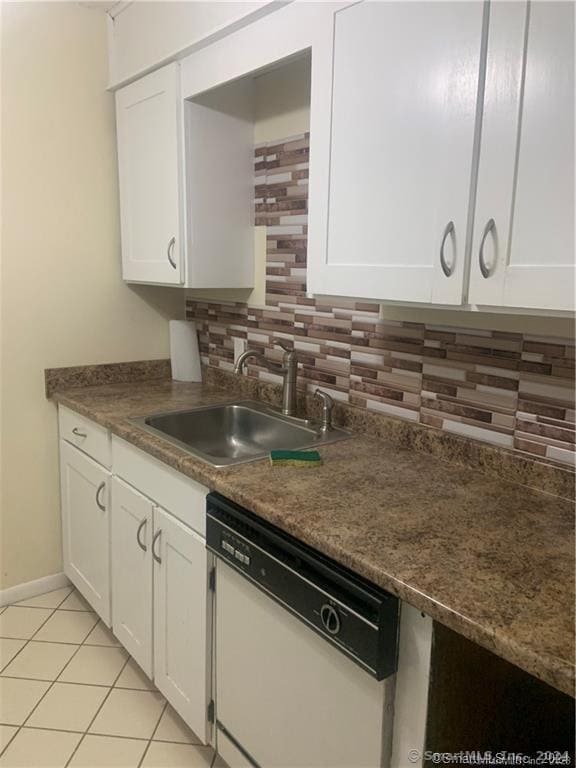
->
xmin=0 ymin=1 xmax=574 ymax=767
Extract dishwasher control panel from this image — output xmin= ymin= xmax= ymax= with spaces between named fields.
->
xmin=207 ymin=493 xmax=399 ymax=680
xmin=220 ymin=530 xmax=251 ymax=566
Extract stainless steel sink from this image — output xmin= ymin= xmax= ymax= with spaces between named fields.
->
xmin=131 ymin=400 xmax=350 ymax=467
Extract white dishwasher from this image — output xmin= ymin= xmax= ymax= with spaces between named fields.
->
xmin=206 ymin=493 xmax=400 ymax=768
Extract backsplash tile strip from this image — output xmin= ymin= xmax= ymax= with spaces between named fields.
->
xmin=186 ymin=133 xmax=576 ymax=469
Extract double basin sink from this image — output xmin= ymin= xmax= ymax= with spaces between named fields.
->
xmin=132 ymin=400 xmax=350 ymax=467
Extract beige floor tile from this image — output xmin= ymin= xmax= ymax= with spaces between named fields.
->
xmin=1 ymin=641 xmax=77 ymax=682
xmin=0 ymin=677 xmax=50 ymax=725
xmin=26 ymin=682 xmax=109 ymax=732
xmin=0 ymin=726 xmax=18 ymax=754
xmin=115 ymin=658 xmax=155 ymax=691
xmin=141 ymin=741 xmax=214 ymax=768
xmin=57 ymin=591 xmax=92 ymax=612
xmin=68 ymin=734 xmax=147 ymax=768
xmin=15 ymin=588 xmax=73 ymax=610
xmin=34 ymin=611 xmax=98 ymax=645
xmin=0 ymin=727 xmax=81 ymax=767
xmin=89 ymin=689 xmax=165 ymax=739
xmin=0 ymin=608 xmax=53 ymax=640
xmin=58 ymin=645 xmax=127 ymax=686
xmin=153 ymin=705 xmax=199 ymax=744
xmin=0 ymin=640 xmax=25 ymax=672
xmin=83 ymin=622 xmax=121 ymax=648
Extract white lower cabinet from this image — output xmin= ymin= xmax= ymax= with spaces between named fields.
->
xmin=60 ymin=440 xmax=111 ymax=625
xmin=60 ymin=417 xmax=211 ymax=744
xmin=110 ymin=480 xmax=210 ymax=741
xmin=153 ymin=506 xmax=209 ymax=743
xmin=111 ymin=477 xmax=154 ymax=677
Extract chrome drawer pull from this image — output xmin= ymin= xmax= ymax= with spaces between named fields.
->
xmin=72 ymin=427 xmax=87 ymax=439
xmin=136 ymin=519 xmax=148 ymax=552
xmin=152 ymin=530 xmax=162 ymax=564
xmin=479 ymin=218 xmax=496 ymax=278
xmin=167 ymin=237 xmax=176 ymax=269
xmin=95 ymin=482 xmax=106 ymax=511
xmin=439 ymin=221 xmax=455 ymax=277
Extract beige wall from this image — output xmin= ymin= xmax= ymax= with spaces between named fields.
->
xmin=0 ymin=2 xmax=180 ymax=591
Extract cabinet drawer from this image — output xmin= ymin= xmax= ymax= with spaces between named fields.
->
xmin=59 ymin=407 xmax=111 ymax=469
xmin=112 ymin=436 xmax=207 ymax=537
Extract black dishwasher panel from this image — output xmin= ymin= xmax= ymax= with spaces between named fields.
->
xmin=206 ymin=492 xmax=399 ymax=680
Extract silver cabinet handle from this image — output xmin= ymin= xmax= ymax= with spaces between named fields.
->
xmin=167 ymin=237 xmax=176 ymax=269
xmin=439 ymin=221 xmax=455 ymax=277
xmin=479 ymin=218 xmax=495 ymax=278
xmin=72 ymin=427 xmax=87 ymax=438
xmin=152 ymin=530 xmax=162 ymax=564
xmin=95 ymin=482 xmax=106 ymax=511
xmin=136 ymin=519 xmax=148 ymax=552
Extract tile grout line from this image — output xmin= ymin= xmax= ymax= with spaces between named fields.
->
xmin=0 ymin=726 xmax=18 ymax=760
xmin=2 ymin=592 xmax=202 ymax=764
xmin=0 ymin=588 xmax=95 ymax=759
xmin=0 ymin=597 xmax=101 ymax=678
xmin=0 ymin=587 xmax=74 ymax=687
xmin=2 ymin=724 xmax=149 ymax=740
xmin=63 ymin=653 xmax=132 ymax=768
xmin=0 ymin=595 xmax=69 ymax=757
xmin=1 ymin=619 xmax=84 ymax=756
xmin=0 ymin=674 xmax=157 ymax=692
xmin=0 ymin=596 xmax=69 ymax=674
xmin=137 ymin=700 xmax=169 ymax=768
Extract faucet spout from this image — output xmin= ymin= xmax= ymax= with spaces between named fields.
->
xmin=234 ymin=341 xmax=299 ymax=417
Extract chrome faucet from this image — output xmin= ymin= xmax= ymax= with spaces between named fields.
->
xmin=314 ymin=389 xmax=334 ymax=433
xmin=234 ymin=339 xmax=299 ymax=417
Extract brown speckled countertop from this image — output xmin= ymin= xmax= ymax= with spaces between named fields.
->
xmin=52 ymin=378 xmax=575 ymax=698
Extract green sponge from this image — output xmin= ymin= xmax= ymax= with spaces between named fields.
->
xmin=269 ymin=450 xmax=322 ymax=467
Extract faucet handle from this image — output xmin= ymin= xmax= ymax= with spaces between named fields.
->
xmin=273 ymin=338 xmax=298 ymax=368
xmin=314 ymin=389 xmax=334 ymax=432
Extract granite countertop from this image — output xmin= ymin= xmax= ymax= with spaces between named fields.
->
xmin=52 ymin=378 xmax=575 ymax=698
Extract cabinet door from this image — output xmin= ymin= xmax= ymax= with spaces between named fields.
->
xmin=307 ymin=1 xmax=485 ymax=304
xmin=60 ymin=441 xmax=111 ymax=625
xmin=153 ymin=506 xmax=209 ymax=742
xmin=116 ymin=63 xmax=183 ymax=285
xmin=468 ymin=1 xmax=575 ymax=311
xmin=111 ymin=478 xmax=153 ymax=677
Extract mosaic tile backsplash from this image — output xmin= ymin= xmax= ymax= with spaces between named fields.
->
xmin=186 ymin=133 xmax=576 ymax=468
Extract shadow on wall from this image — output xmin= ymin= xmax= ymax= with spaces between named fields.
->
xmin=129 ymin=284 xmax=187 ymax=321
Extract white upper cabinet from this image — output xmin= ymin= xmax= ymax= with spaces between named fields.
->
xmin=107 ymin=2 xmax=282 ymax=88
xmin=307 ymin=1 xmax=485 ymax=305
xmin=468 ymin=1 xmax=575 ymax=311
xmin=116 ymin=63 xmax=184 ymax=285
xmin=115 ymin=62 xmax=255 ymax=288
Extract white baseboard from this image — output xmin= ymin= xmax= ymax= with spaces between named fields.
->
xmin=0 ymin=572 xmax=70 ymax=608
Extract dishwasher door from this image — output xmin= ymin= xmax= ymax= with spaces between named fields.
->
xmin=215 ymin=559 xmax=395 ymax=768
